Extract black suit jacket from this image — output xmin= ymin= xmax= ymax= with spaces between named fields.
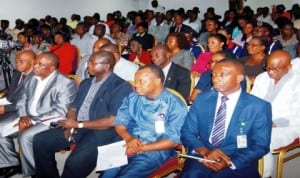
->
xmin=132 ymin=32 xmax=154 ymax=51
xmin=169 ymin=24 xmax=198 ymax=38
xmin=164 ymin=63 xmax=191 ymax=102
xmin=4 ymin=70 xmax=34 ymax=112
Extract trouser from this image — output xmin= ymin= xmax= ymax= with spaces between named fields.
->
xmin=0 ymin=114 xmax=20 ymax=168
xmin=180 ymin=158 xmax=259 ymax=178
xmin=101 ymin=150 xmax=171 ymax=178
xmin=33 ymin=127 xmax=117 ymax=178
xmin=263 ymin=127 xmax=300 ymax=177
xmin=0 ymin=114 xmax=49 ymax=177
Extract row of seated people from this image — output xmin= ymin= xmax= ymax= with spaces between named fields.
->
xmin=3 ymin=4 xmax=300 ymax=77
xmin=1 ymin=40 xmax=300 ymax=178
xmin=0 ymin=4 xmax=300 ymax=177
xmin=0 ymin=45 xmax=268 ymax=178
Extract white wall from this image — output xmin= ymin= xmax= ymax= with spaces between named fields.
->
xmin=244 ymin=0 xmax=300 ymax=12
xmin=3 ymin=0 xmax=296 ymax=29
xmin=158 ymin=0 xmax=228 ymax=19
xmin=0 ymin=0 xmax=138 ymax=28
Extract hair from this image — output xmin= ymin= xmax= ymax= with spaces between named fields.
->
xmin=95 ymin=23 xmax=106 ymax=33
xmin=40 ymin=52 xmax=60 ymax=69
xmin=208 ymin=33 xmax=227 ymax=49
xmin=100 ymin=43 xmax=120 ymax=55
xmin=40 ymin=24 xmax=51 ymax=30
xmin=54 ymin=28 xmax=71 ymax=42
xmin=250 ymin=36 xmax=268 ymax=53
xmin=216 ymin=58 xmax=244 ymax=75
xmin=1 ymin=20 xmax=9 ymax=26
xmin=166 ymin=32 xmax=189 ymax=49
xmin=138 ymin=64 xmax=165 ymax=83
xmin=17 ymin=31 xmax=31 ymax=43
xmin=32 ymin=31 xmax=44 ymax=39
xmin=91 ymin=51 xmax=116 ymax=70
xmin=136 ymin=22 xmax=148 ymax=30
xmin=18 ymin=50 xmax=36 ymax=62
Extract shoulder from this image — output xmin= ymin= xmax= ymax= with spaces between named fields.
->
xmin=119 ymin=58 xmax=139 ymax=70
xmin=106 ymin=73 xmax=132 ymax=90
xmin=171 ymin=63 xmax=190 ymax=73
xmin=162 ymin=89 xmax=187 ymax=107
xmin=253 ymin=72 xmax=269 ymax=84
xmin=240 ymin=92 xmax=271 ymax=108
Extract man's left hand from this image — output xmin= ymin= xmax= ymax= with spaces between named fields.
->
xmin=201 ymin=149 xmax=231 ymax=171
xmin=18 ymin=116 xmax=33 ymax=132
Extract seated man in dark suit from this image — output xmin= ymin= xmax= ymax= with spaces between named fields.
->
xmin=180 ymin=58 xmax=272 ymax=178
xmin=0 ymin=50 xmax=35 ymax=117
xmin=0 ymin=52 xmax=77 ymax=177
xmin=169 ymin=12 xmax=198 ymax=38
xmin=33 ymin=51 xmax=132 ymax=178
xmin=151 ymin=44 xmax=191 ymax=102
xmin=132 ymin=22 xmax=154 ymax=51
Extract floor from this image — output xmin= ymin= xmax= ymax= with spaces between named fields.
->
xmin=11 ymin=148 xmax=300 ymax=178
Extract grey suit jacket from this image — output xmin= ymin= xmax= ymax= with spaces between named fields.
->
xmin=17 ymin=71 xmax=77 ymax=120
xmin=4 ymin=70 xmax=34 ymax=112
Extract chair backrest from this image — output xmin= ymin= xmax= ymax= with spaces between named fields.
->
xmin=67 ymin=75 xmax=81 ymax=87
xmin=166 ymin=88 xmax=187 ymax=106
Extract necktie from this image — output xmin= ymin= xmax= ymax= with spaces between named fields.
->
xmin=175 ymin=26 xmax=181 ymax=32
xmin=211 ymin=96 xmax=228 ymax=147
xmin=18 ymin=74 xmax=25 ymax=85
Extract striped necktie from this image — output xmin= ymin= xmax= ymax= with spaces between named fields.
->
xmin=211 ymin=96 xmax=228 ymax=147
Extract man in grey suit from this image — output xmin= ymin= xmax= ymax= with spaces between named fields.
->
xmin=0 ymin=52 xmax=77 ymax=177
xmin=0 ymin=50 xmax=35 ymax=117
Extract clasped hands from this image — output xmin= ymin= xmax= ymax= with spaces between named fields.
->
xmin=18 ymin=116 xmax=33 ymax=132
xmin=196 ymin=147 xmax=231 ymax=172
xmin=124 ymin=137 xmax=144 ymax=156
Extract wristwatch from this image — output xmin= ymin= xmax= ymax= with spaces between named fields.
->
xmin=78 ymin=121 xmax=84 ymax=128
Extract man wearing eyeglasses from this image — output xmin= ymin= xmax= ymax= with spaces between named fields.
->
xmin=251 ymin=50 xmax=300 ymax=178
xmin=33 ymin=51 xmax=132 ymax=178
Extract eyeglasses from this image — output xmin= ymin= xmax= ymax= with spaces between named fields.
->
xmin=87 ymin=61 xmax=108 ymax=65
xmin=247 ymin=44 xmax=263 ymax=48
xmin=264 ymin=66 xmax=287 ymax=73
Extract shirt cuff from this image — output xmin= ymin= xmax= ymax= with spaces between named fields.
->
xmin=229 ymin=161 xmax=236 ymax=170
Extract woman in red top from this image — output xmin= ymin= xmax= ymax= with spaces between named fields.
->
xmin=50 ymin=29 xmax=78 ymax=75
xmin=128 ymin=38 xmax=152 ymax=65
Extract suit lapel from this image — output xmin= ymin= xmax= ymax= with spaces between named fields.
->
xmin=14 ymin=72 xmax=33 ymax=95
xmin=39 ymin=71 xmax=58 ymax=102
xmin=164 ymin=63 xmax=175 ymax=86
xmin=205 ymin=91 xmax=218 ymax=137
xmin=28 ymin=77 xmax=38 ymax=107
xmin=222 ymin=92 xmax=246 ymax=143
xmin=92 ymin=74 xmax=113 ymax=105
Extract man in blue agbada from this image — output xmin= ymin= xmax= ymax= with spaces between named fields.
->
xmin=101 ymin=65 xmax=188 ymax=177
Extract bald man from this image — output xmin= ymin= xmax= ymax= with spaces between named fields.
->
xmin=76 ymin=38 xmax=111 ymax=79
xmin=33 ymin=51 xmax=132 ymax=178
xmin=0 ymin=50 xmax=35 ymax=116
xmin=100 ymin=43 xmax=139 ymax=81
xmin=251 ymin=50 xmax=300 ymax=178
xmin=0 ymin=52 xmax=77 ymax=177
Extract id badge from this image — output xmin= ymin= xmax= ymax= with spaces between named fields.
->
xmin=237 ymin=135 xmax=247 ymax=148
xmin=155 ymin=120 xmax=165 ymax=133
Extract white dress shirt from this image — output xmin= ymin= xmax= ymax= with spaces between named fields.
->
xmin=29 ymin=71 xmax=56 ymax=116
xmin=162 ymin=62 xmax=172 ymax=83
xmin=209 ymin=88 xmax=241 ymax=143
